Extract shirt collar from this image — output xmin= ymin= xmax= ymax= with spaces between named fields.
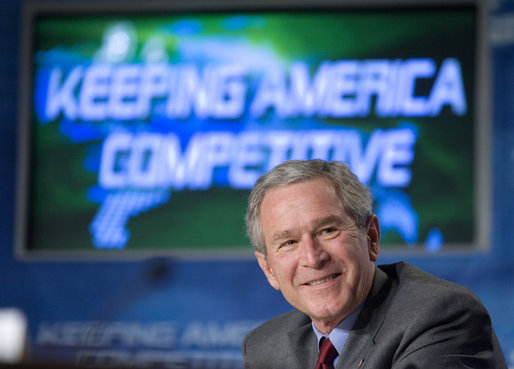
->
xmin=312 ymin=303 xmax=364 ymax=355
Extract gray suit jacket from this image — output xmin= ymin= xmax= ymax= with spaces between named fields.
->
xmin=242 ymin=262 xmax=507 ymax=369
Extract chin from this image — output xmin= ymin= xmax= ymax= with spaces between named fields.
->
xmin=309 ymin=302 xmax=347 ymax=322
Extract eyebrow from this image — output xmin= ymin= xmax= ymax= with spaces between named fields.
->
xmin=312 ymin=214 xmax=346 ymax=230
xmin=270 ymin=214 xmax=346 ymax=244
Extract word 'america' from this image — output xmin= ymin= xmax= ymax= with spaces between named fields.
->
xmin=39 ymin=58 xmax=466 ymax=122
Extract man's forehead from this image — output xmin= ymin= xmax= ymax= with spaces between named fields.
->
xmin=261 ymin=177 xmax=337 ymax=202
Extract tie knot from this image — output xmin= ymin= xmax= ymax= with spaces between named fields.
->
xmin=318 ymin=337 xmax=338 ymax=365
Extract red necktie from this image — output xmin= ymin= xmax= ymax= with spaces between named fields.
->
xmin=315 ymin=337 xmax=338 ymax=369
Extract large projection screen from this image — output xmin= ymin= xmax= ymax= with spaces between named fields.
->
xmin=16 ymin=0 xmax=490 ymax=259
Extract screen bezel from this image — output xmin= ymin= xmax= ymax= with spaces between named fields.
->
xmin=15 ymin=0 xmax=491 ymax=261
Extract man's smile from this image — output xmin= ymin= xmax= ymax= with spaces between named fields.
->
xmin=304 ymin=273 xmax=342 ymax=286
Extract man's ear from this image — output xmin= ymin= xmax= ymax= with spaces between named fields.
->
xmin=255 ymin=251 xmax=280 ymax=290
xmin=366 ymin=214 xmax=381 ymax=262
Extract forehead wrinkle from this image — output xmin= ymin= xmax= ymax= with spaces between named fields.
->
xmin=311 ymin=214 xmax=346 ymax=230
xmin=271 ymin=214 xmax=346 ymax=244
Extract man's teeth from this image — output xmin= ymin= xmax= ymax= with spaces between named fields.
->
xmin=307 ymin=274 xmax=337 ymax=286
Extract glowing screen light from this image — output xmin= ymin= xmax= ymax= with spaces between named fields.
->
xmin=18 ymin=4 xmax=487 ymax=257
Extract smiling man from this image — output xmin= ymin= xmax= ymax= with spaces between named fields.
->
xmin=242 ymin=160 xmax=507 ymax=369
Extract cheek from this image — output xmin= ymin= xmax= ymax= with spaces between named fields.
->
xmin=327 ymin=236 xmax=357 ymax=257
xmin=329 ymin=239 xmax=368 ymax=271
xmin=269 ymin=256 xmax=297 ymax=284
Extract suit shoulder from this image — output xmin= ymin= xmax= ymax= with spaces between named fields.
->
xmin=242 ymin=310 xmax=310 ymax=361
xmin=373 ymin=263 xmax=506 ymax=368
xmin=244 ymin=309 xmax=308 ymax=344
xmin=382 ymin=262 xmax=477 ymax=292
xmin=379 ymin=262 xmax=487 ymax=314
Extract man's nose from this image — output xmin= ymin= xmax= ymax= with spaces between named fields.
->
xmin=301 ymin=236 xmax=328 ymax=268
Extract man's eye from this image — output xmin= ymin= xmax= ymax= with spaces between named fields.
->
xmin=318 ymin=227 xmax=339 ymax=239
xmin=279 ymin=240 xmax=297 ymax=249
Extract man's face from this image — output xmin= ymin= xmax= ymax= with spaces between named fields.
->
xmin=256 ymin=177 xmax=380 ymax=333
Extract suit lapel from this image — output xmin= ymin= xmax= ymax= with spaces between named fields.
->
xmin=336 ymin=267 xmax=396 ymax=369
